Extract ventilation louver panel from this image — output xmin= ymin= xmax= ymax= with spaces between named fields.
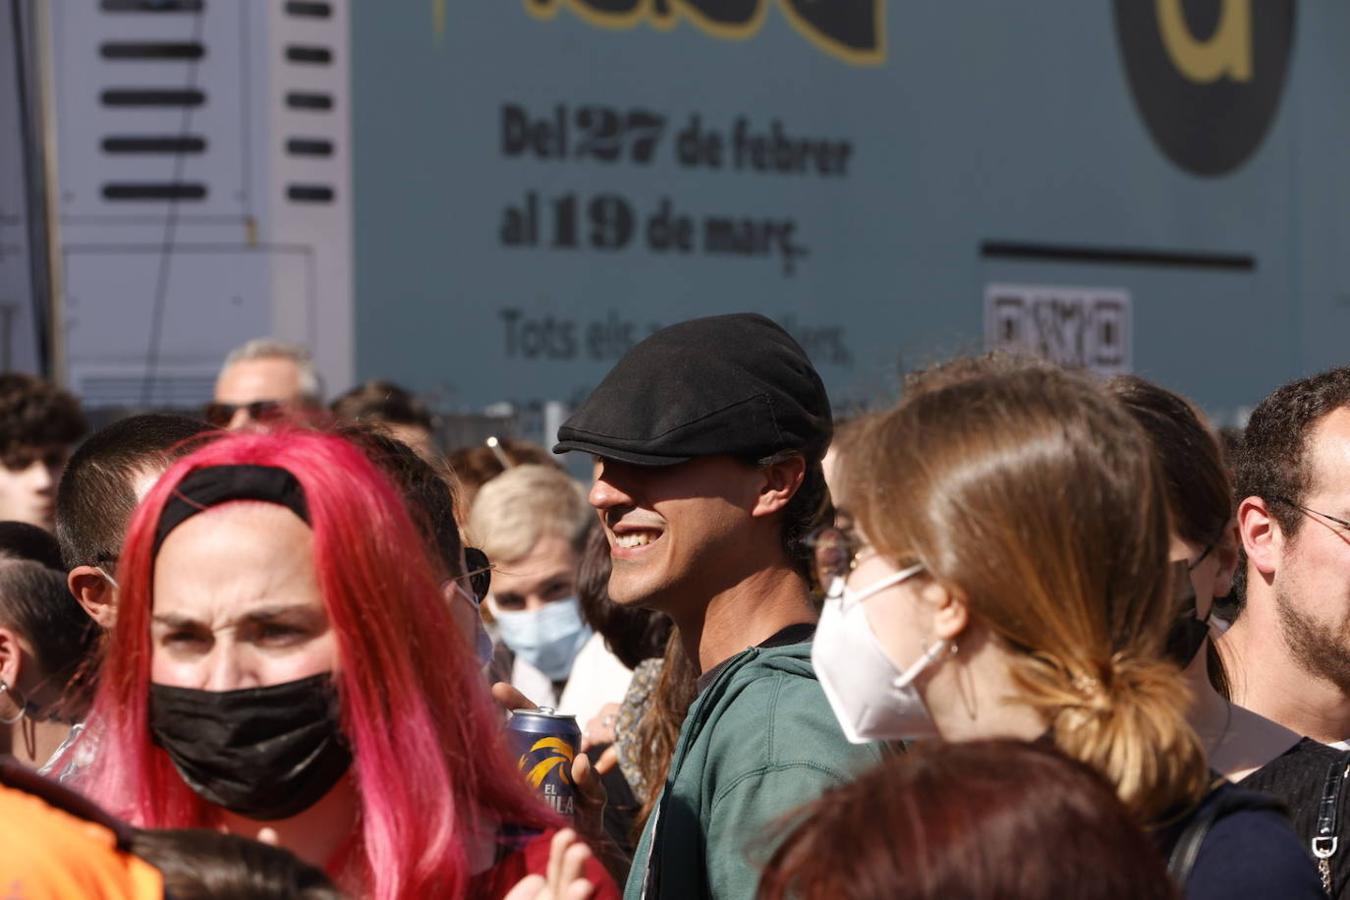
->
xmin=280 ymin=1 xmax=338 ymax=208
xmin=54 ymin=0 xmax=247 ymax=216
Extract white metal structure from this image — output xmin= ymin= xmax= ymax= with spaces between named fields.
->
xmin=1 ymin=0 xmax=351 ymax=406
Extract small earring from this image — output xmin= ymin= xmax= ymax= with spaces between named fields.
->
xmin=950 ymin=641 xmax=959 ymax=656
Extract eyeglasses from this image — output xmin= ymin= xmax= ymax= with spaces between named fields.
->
xmin=805 ymin=524 xmax=862 ymax=576
xmin=827 ymin=561 xmax=926 ymax=610
xmin=462 ymin=547 xmax=492 ymax=604
xmin=1271 ymin=496 xmax=1350 ymax=533
xmin=202 ymin=399 xmax=284 ymax=428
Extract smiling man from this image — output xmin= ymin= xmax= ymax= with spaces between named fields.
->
xmin=554 ymin=313 xmax=885 ymax=900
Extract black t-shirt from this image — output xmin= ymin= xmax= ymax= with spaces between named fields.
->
xmin=694 ymin=622 xmax=816 ymax=695
xmin=1243 ymin=737 xmax=1350 ymax=898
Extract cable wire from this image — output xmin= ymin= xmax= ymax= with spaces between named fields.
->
xmin=139 ymin=3 xmax=208 ymax=407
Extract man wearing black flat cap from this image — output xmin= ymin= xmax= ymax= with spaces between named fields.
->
xmin=554 ymin=313 xmax=885 ymax=900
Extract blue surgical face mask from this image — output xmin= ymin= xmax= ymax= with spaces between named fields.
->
xmin=492 ymin=597 xmax=591 ymax=681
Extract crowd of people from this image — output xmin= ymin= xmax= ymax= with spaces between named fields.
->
xmin=2 ymin=318 xmax=1350 ymax=898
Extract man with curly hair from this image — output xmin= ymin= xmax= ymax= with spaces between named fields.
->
xmin=0 ymin=374 xmax=86 ymax=531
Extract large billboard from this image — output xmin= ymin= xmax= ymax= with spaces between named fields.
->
xmin=351 ymin=2 xmax=1342 ymax=430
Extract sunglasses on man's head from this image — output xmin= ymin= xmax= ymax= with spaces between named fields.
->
xmin=202 ymin=400 xmax=284 ymax=428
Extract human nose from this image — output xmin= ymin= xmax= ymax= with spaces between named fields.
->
xmin=201 ymin=642 xmax=248 ymax=692
xmin=25 ymin=460 xmax=55 ymax=492
xmin=228 ymin=407 xmax=252 ymax=430
xmin=588 ymin=462 xmax=633 ymax=511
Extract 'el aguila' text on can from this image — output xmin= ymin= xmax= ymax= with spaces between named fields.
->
xmin=507 ymin=707 xmax=581 ymax=818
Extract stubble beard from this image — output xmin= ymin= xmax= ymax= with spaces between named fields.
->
xmin=1275 ymin=583 xmax=1350 ymax=697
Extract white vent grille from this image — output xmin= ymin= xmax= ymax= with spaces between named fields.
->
xmin=52 ymin=0 xmax=249 ymax=219
xmin=43 ymin=0 xmax=353 ymax=406
xmin=278 ymin=0 xmax=340 ymax=208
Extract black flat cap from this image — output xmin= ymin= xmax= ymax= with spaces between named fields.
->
xmin=554 ymin=313 xmax=832 ymax=466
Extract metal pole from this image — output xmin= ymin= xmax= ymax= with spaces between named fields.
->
xmin=34 ymin=0 xmax=64 ymax=386
xmin=9 ymin=0 xmax=63 ymax=384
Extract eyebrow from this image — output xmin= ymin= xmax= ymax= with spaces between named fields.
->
xmin=150 ymin=612 xmax=206 ymax=630
xmin=151 ymin=604 xmax=324 ymax=629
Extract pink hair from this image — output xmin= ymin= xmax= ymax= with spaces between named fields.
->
xmin=86 ymin=429 xmax=557 ymax=898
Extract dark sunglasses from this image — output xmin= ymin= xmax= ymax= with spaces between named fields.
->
xmin=202 ymin=399 xmax=284 ymax=428
xmin=463 ymin=547 xmax=492 ymax=604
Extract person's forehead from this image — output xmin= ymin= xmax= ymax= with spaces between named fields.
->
xmin=1306 ymin=408 xmax=1350 ymax=500
xmin=491 ymin=534 xmax=577 ymax=593
xmin=154 ymin=504 xmax=313 ymax=584
xmin=214 ymin=357 xmax=302 ymax=403
xmin=152 ymin=509 xmax=321 ymax=629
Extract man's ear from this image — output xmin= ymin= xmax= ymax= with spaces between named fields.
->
xmin=751 ymin=455 xmax=807 ymax=518
xmin=1236 ymin=497 xmax=1282 ymax=578
xmin=68 ymin=566 xmax=117 ymax=629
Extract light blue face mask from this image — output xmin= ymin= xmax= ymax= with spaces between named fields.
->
xmin=492 ymin=597 xmax=592 ymax=681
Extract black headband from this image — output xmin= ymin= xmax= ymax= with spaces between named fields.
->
xmin=153 ymin=464 xmax=310 ymax=557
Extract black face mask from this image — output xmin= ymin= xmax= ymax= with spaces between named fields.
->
xmin=1165 ymin=607 xmax=1212 ymax=667
xmin=148 ymin=673 xmax=352 ymax=821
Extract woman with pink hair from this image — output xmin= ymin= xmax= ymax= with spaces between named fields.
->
xmin=82 ymin=429 xmax=616 ymax=899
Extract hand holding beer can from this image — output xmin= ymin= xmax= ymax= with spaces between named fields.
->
xmin=507 ymin=707 xmax=581 ymax=818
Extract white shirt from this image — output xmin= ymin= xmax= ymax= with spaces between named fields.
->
xmin=557 ymin=631 xmax=634 ymax=728
xmin=510 ymin=656 xmax=559 ymax=710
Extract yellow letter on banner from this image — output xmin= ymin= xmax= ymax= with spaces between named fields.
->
xmin=1156 ymin=0 xmax=1252 ymax=83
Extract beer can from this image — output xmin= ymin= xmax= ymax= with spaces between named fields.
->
xmin=507 ymin=707 xmax=581 ymax=818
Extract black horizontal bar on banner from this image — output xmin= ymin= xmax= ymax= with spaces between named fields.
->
xmin=103 ymin=135 xmax=207 ymax=154
xmin=981 ymin=241 xmax=1255 ymax=272
xmin=103 ymin=183 xmax=207 ymax=201
xmin=102 ymin=0 xmax=203 ymax=11
xmin=286 ymin=138 xmax=333 ymax=157
xmin=287 ymin=184 xmax=335 ymax=203
xmin=286 ymin=91 xmax=333 ymax=111
xmin=101 ymin=88 xmax=205 ymax=107
xmin=101 ymin=41 xmax=205 ymax=60
xmin=285 ymin=1 xmax=332 ymax=18
xmin=286 ymin=45 xmax=333 ymax=64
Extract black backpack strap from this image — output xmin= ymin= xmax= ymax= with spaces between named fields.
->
xmin=1312 ymin=752 xmax=1350 ymax=895
xmin=1167 ymin=786 xmax=1287 ymax=888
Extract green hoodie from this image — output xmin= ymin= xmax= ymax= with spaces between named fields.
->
xmin=624 ymin=636 xmax=888 ymax=899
